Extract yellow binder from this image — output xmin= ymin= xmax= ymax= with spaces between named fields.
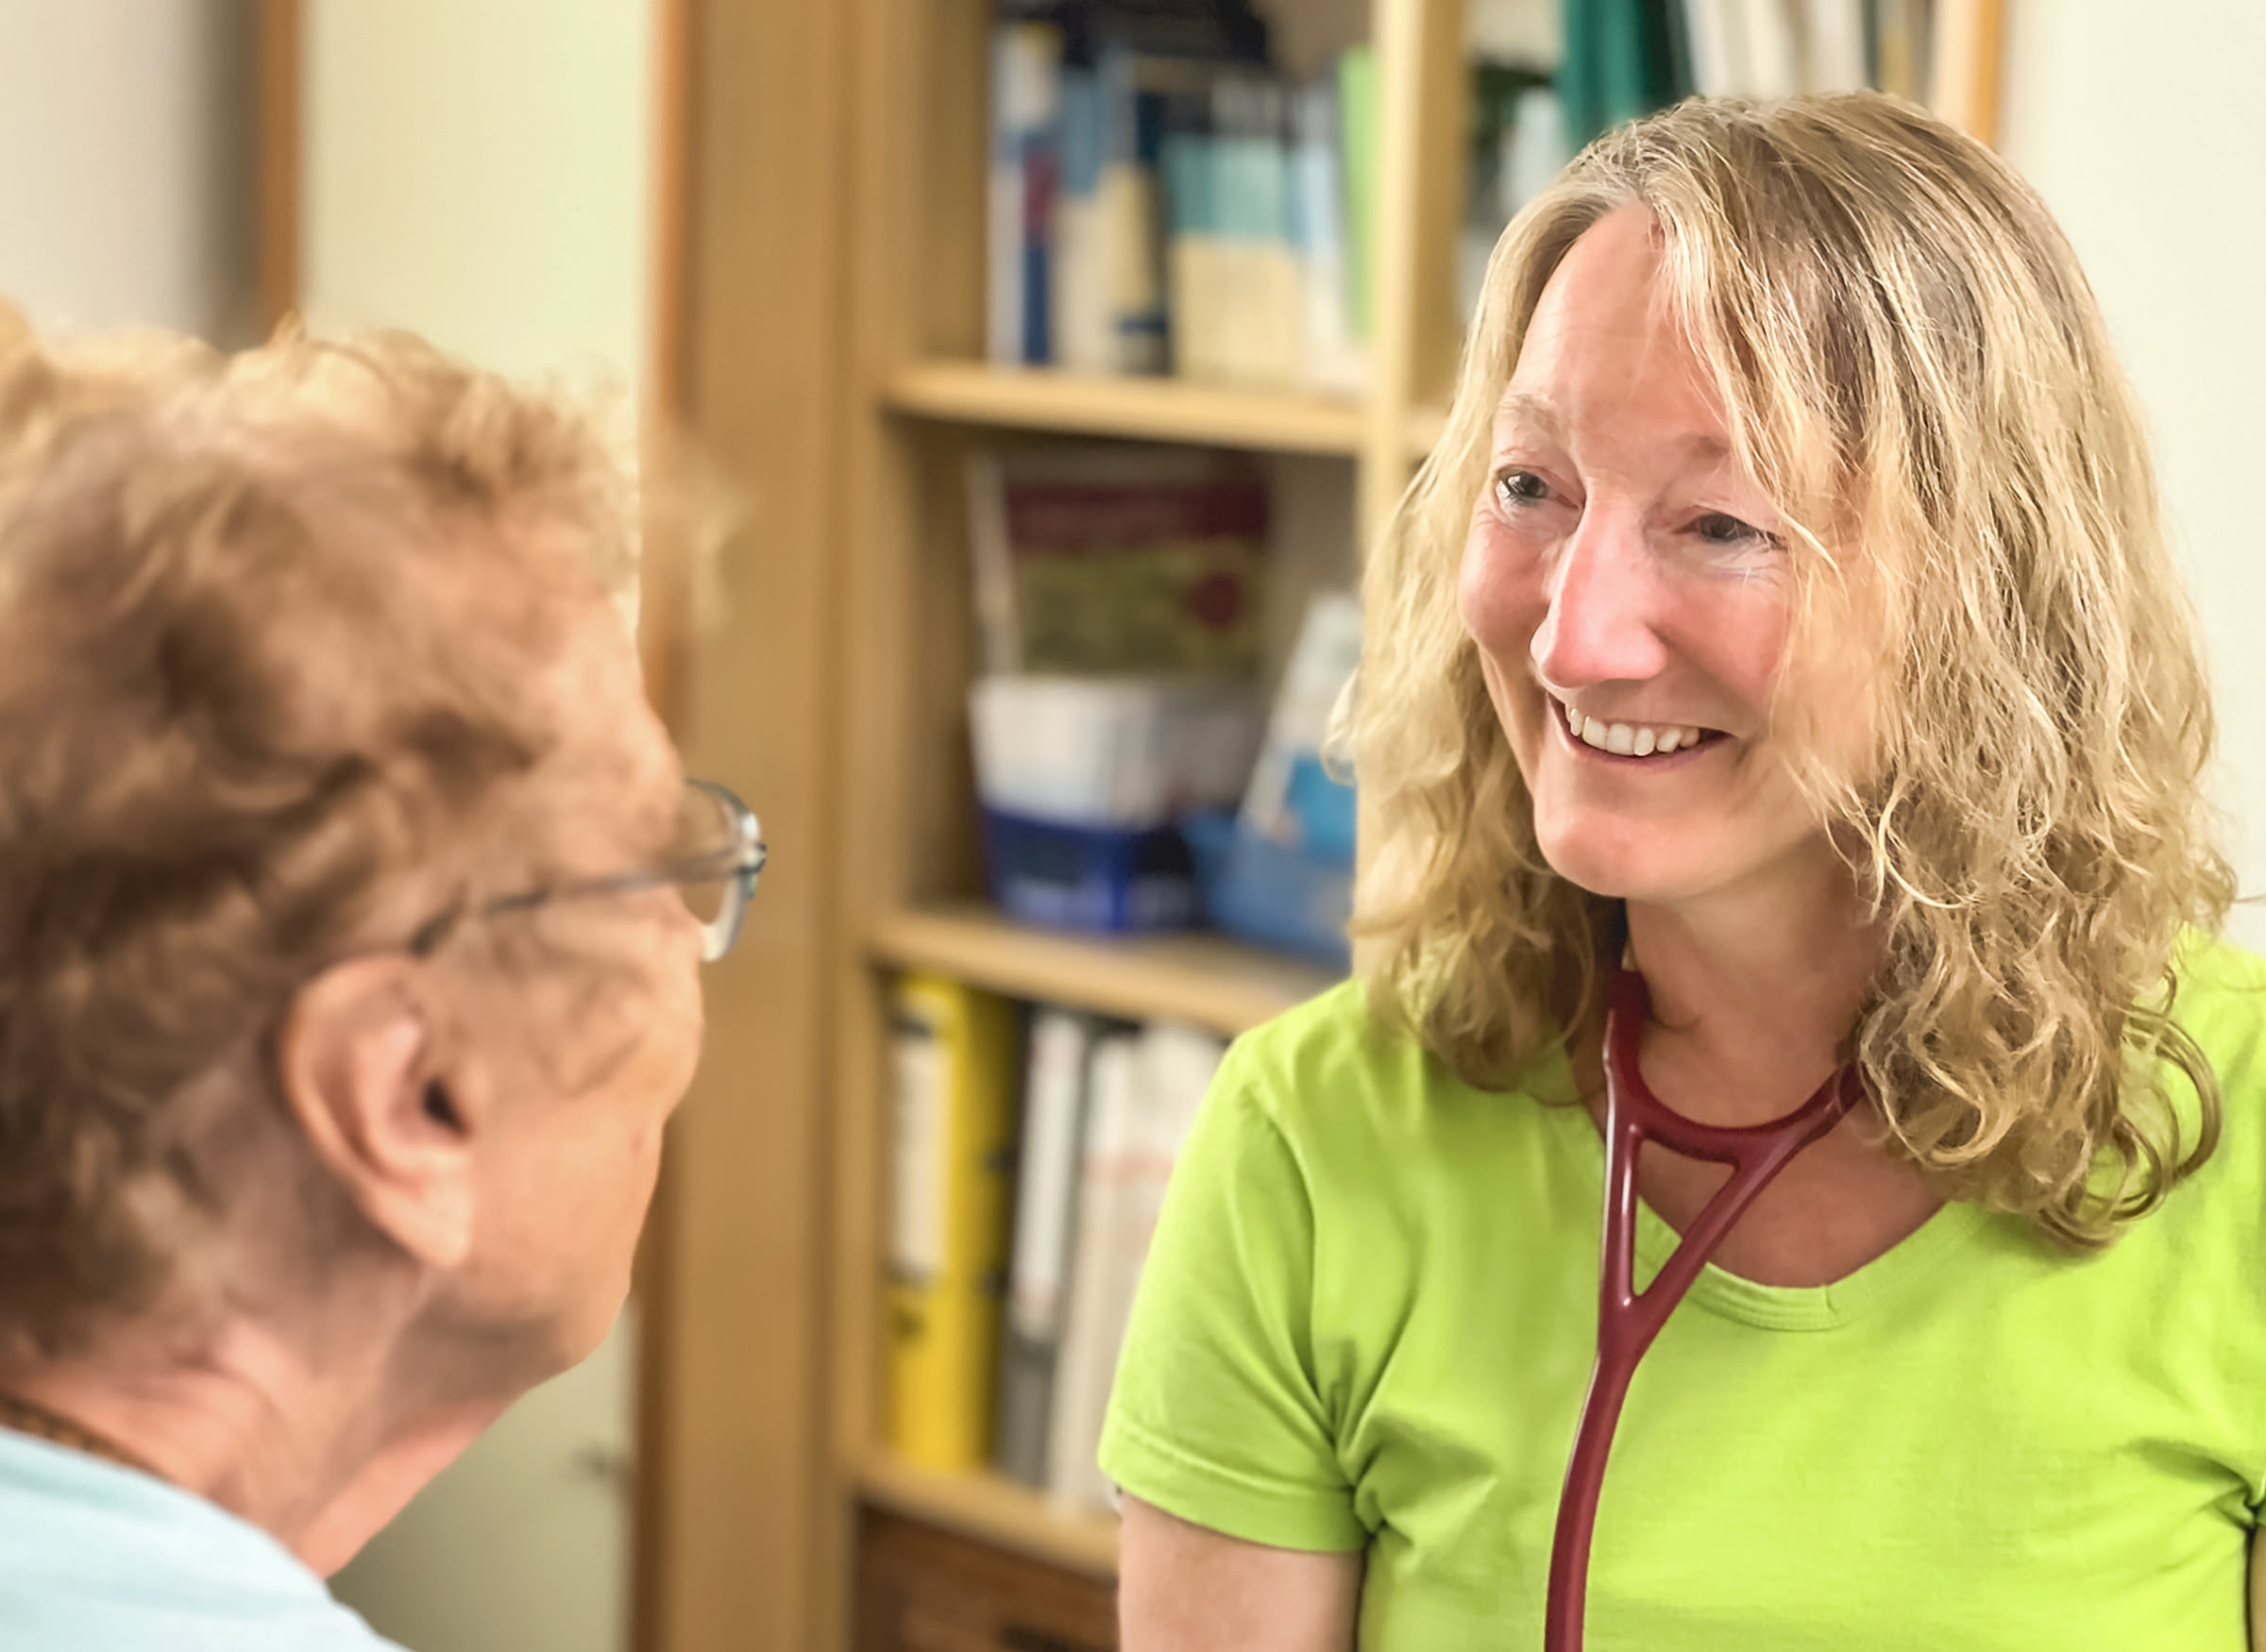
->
xmin=884 ymin=972 xmax=1019 ymax=1471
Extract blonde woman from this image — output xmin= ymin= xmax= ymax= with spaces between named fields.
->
xmin=1101 ymin=93 xmax=2265 ymax=1649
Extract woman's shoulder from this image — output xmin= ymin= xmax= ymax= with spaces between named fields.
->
xmin=1215 ymin=977 xmax=1567 ymax=1173
xmin=2173 ymin=926 xmax=2266 ymax=1039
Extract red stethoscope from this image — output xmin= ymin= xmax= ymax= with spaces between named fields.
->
xmin=1544 ymin=965 xmax=1864 ymax=1651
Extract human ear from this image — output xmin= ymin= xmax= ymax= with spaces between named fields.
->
xmin=273 ymin=957 xmax=476 ymax=1270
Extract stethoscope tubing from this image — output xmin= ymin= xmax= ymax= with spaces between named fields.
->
xmin=1542 ymin=968 xmax=1863 ymax=1652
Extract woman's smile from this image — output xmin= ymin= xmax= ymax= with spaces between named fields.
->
xmin=1546 ymin=688 xmax=1727 ymax=762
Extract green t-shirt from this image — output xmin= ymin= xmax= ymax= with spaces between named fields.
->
xmin=1100 ymin=935 xmax=2266 ymax=1649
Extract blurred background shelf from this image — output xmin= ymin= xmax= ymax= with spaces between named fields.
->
xmin=854 ymin=1454 xmax=1121 ymax=1581
xmin=868 ymin=903 xmax=1341 ymax=1038
xmin=884 ymin=360 xmax=1369 ymax=456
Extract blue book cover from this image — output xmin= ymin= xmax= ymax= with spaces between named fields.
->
xmin=989 ymin=15 xmax=1063 ymax=364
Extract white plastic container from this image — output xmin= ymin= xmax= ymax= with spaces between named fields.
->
xmin=969 ymin=675 xmax=1262 ymax=828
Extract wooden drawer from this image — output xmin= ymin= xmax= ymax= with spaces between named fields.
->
xmin=854 ymin=1509 xmax=1119 ymax=1652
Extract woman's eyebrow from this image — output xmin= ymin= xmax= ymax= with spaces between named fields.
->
xmin=1493 ymin=390 xmax=1564 ymax=442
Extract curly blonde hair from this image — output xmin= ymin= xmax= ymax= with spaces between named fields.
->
xmin=0 ymin=307 xmax=641 ymax=1356
xmin=1354 ymin=93 xmax=2233 ymax=1248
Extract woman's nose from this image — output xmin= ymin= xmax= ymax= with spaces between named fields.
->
xmin=1530 ymin=511 xmax=1669 ymax=690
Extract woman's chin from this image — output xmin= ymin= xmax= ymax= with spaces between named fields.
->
xmin=1534 ymin=829 xmax=1697 ymax=905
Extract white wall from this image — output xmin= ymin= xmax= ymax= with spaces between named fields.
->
xmin=300 ymin=7 xmax=655 ymax=1652
xmin=1999 ymin=1 xmax=2266 ymax=944
xmin=0 ymin=0 xmax=255 ymax=341
xmin=300 ymin=0 xmax=652 ymax=383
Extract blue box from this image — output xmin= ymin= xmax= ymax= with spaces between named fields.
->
xmin=1182 ymin=809 xmax=1353 ymax=970
xmin=980 ymin=808 xmax=1200 ymax=934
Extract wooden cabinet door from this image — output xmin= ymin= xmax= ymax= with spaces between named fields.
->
xmin=854 ymin=1511 xmax=1119 ymax=1652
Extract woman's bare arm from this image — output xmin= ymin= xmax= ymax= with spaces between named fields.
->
xmin=1118 ymin=1494 xmax=1362 ymax=1651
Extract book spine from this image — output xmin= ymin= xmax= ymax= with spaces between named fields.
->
xmin=1046 ymin=1020 xmax=1226 ymax=1510
xmin=1053 ymin=66 xmax=1109 ymax=373
xmin=993 ymin=1006 xmax=1095 ymax=1488
xmin=884 ymin=973 xmax=1020 ymax=1473
xmin=1683 ymin=0 xmax=1745 ymax=95
xmin=1738 ymin=0 xmax=1802 ymax=98
xmin=1801 ymin=0 xmax=1870 ymax=91
xmin=1291 ymin=77 xmax=1365 ymax=395
xmin=1159 ymin=89 xmax=1217 ymax=380
xmin=1044 ymin=1028 xmax=1140 ymax=1509
xmin=1097 ymin=57 xmax=1170 ymax=374
xmin=1335 ymin=47 xmax=1378 ymax=346
xmin=1238 ymin=78 xmax=1302 ymax=389
xmin=989 ymin=19 xmax=1062 ymax=365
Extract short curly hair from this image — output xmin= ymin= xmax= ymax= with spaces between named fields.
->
xmin=0 ymin=306 xmax=642 ymax=1356
xmin=1353 ymin=93 xmax=2233 ymax=1249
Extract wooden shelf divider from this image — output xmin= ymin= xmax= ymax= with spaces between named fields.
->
xmin=855 ymin=1454 xmax=1123 ymax=1581
xmin=868 ymin=902 xmax=1343 ymax=1037
xmin=883 ymin=359 xmax=1370 ymax=456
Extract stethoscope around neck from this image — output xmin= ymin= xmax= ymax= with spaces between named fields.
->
xmin=1544 ymin=963 xmax=1864 ymax=1652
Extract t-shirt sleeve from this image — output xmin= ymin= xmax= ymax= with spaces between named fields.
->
xmin=1098 ymin=1051 xmax=1367 ymax=1553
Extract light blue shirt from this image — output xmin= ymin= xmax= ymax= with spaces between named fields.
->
xmin=0 ymin=1426 xmax=409 ymax=1651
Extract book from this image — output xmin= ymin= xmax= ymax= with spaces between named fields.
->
xmin=1461 ymin=63 xmax=1560 ymax=326
xmin=1242 ymin=588 xmax=1361 ymax=859
xmin=1209 ymin=73 xmax=1301 ymax=389
xmin=989 ymin=15 xmax=1064 ymax=365
xmin=1560 ymin=0 xmax=1685 ymax=144
xmin=965 ymin=444 xmax=1269 ymax=678
xmin=1094 ymin=46 xmax=1170 ymax=373
xmin=1683 ymin=0 xmax=1749 ymax=95
xmin=1336 ymin=45 xmax=1379 ymax=345
xmin=1290 ymin=76 xmax=1366 ymax=395
xmin=993 ymin=1007 xmax=1105 ymax=1488
xmin=1871 ymin=0 xmax=1934 ymax=102
xmin=1053 ymin=64 xmax=1113 ymax=372
xmin=1801 ymin=0 xmax=1869 ymax=92
xmin=883 ymin=974 xmax=1022 ymax=1473
xmin=1159 ymin=84 xmax=1222 ymax=379
xmin=1738 ymin=0 xmax=1802 ymax=97
xmin=1046 ymin=1020 xmax=1226 ymax=1510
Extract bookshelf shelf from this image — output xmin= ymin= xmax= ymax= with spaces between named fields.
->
xmin=855 ymin=1454 xmax=1122 ymax=1581
xmin=884 ymin=360 xmax=1370 ymax=457
xmin=869 ymin=902 xmax=1342 ymax=1037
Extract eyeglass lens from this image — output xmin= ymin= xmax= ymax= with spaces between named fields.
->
xmin=674 ymin=784 xmax=739 ymax=927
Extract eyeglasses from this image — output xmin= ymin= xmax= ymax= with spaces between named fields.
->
xmin=407 ymin=778 xmax=767 ymax=964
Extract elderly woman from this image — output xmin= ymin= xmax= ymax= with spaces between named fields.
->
xmin=1101 ymin=93 xmax=2265 ymax=1649
xmin=0 ymin=313 xmax=759 ymax=1648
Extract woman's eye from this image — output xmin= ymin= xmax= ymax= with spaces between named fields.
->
xmin=1691 ymin=512 xmax=1778 ymax=548
xmin=1494 ymin=469 xmax=1549 ymax=509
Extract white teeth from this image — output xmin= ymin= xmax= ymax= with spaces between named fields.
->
xmin=1555 ymin=697 xmax=1707 ymax=758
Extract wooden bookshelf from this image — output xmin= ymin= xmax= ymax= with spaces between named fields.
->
xmin=855 ymin=1454 xmax=1123 ymax=1580
xmin=870 ymin=904 xmax=1342 ymax=1037
xmin=886 ymin=360 xmax=1370 ymax=456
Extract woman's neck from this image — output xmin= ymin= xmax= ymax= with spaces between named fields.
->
xmin=1 ymin=1303 xmax=506 ymax=1576
xmin=1620 ymin=853 xmax=1882 ymax=1126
